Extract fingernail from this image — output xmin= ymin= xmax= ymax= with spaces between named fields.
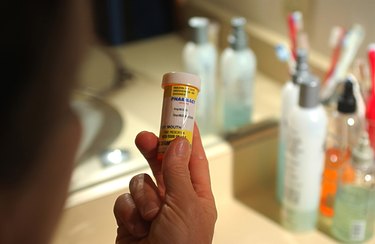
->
xmin=132 ymin=174 xmax=144 ymax=193
xmin=175 ymin=138 xmax=189 ymax=157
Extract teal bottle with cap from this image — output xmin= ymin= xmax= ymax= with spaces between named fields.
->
xmin=219 ymin=17 xmax=256 ymax=132
xmin=182 ymin=17 xmax=217 ymax=134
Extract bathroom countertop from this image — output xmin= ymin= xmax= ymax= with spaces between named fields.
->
xmin=53 ymin=139 xmax=339 ymax=244
xmin=52 ymin=33 xmax=365 ymax=244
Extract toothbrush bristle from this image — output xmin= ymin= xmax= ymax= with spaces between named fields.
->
xmin=275 ymin=44 xmax=290 ymax=61
xmin=293 ymin=11 xmax=303 ymax=31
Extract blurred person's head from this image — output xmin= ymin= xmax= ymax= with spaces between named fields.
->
xmin=0 ymin=1 xmax=92 ymax=243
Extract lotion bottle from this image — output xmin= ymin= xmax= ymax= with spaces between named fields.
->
xmin=182 ymin=17 xmax=218 ymax=134
xmin=219 ymin=17 xmax=256 ymax=132
xmin=282 ymin=74 xmax=328 ymax=232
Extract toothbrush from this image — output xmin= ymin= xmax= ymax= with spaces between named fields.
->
xmin=287 ymin=13 xmax=297 ymax=60
xmin=323 ymin=26 xmax=346 ymax=86
xmin=275 ymin=43 xmax=294 ymax=75
xmin=352 ymin=59 xmax=371 ymax=102
xmin=321 ymin=24 xmax=365 ymax=101
xmin=298 ymin=31 xmax=309 ymax=50
xmin=336 ymin=25 xmax=365 ymax=79
xmin=368 ymin=44 xmax=375 ymax=98
xmin=288 ymin=11 xmax=303 ymax=61
xmin=366 ymin=44 xmax=375 ymax=118
xmin=348 ymin=74 xmax=366 ymax=126
xmin=366 ymin=43 xmax=375 ymax=151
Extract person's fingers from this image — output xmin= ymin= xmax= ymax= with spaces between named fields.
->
xmin=189 ymin=123 xmax=214 ymax=200
xmin=162 ymin=137 xmax=194 ymax=198
xmin=135 ymin=131 xmax=165 ymax=193
xmin=129 ymin=173 xmax=162 ymax=220
xmin=113 ymin=193 xmax=149 ymax=239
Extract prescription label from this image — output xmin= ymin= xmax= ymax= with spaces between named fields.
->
xmin=158 ymin=85 xmax=199 ymax=157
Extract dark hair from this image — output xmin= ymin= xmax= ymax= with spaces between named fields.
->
xmin=0 ymin=1 xmax=88 ymax=187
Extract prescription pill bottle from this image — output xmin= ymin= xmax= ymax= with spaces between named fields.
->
xmin=158 ymin=72 xmax=201 ymax=160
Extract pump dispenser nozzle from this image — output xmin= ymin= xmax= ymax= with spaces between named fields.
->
xmin=189 ymin=17 xmax=209 ymax=44
xmin=228 ymin=17 xmax=248 ymax=51
xmin=292 ymin=48 xmax=309 ymax=85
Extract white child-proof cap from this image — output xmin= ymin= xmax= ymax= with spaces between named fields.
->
xmin=162 ymin=72 xmax=201 ymax=91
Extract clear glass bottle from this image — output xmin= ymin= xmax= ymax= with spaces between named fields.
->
xmin=331 ymin=132 xmax=375 ymax=243
xmin=320 ymin=79 xmax=360 ymax=217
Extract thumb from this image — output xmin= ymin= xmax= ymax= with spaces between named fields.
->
xmin=162 ymin=137 xmax=194 ymax=198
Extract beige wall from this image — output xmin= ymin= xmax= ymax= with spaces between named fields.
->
xmin=204 ymin=0 xmax=287 ymax=35
xmin=308 ymin=0 xmax=375 ymax=57
xmin=202 ymin=0 xmax=375 ymax=58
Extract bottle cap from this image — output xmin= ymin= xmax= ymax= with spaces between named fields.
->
xmin=162 ymin=72 xmax=201 ymax=91
xmin=352 ymin=132 xmax=374 ymax=168
xmin=189 ymin=17 xmax=209 ymax=45
xmin=228 ymin=17 xmax=248 ymax=51
xmin=299 ymin=74 xmax=321 ymax=108
xmin=337 ymin=78 xmax=357 ymax=113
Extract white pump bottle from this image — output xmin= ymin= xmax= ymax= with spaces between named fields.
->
xmin=219 ymin=17 xmax=256 ymax=132
xmin=182 ymin=17 xmax=218 ymax=134
xmin=276 ymin=48 xmax=308 ymax=202
xmin=282 ymin=74 xmax=328 ymax=232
